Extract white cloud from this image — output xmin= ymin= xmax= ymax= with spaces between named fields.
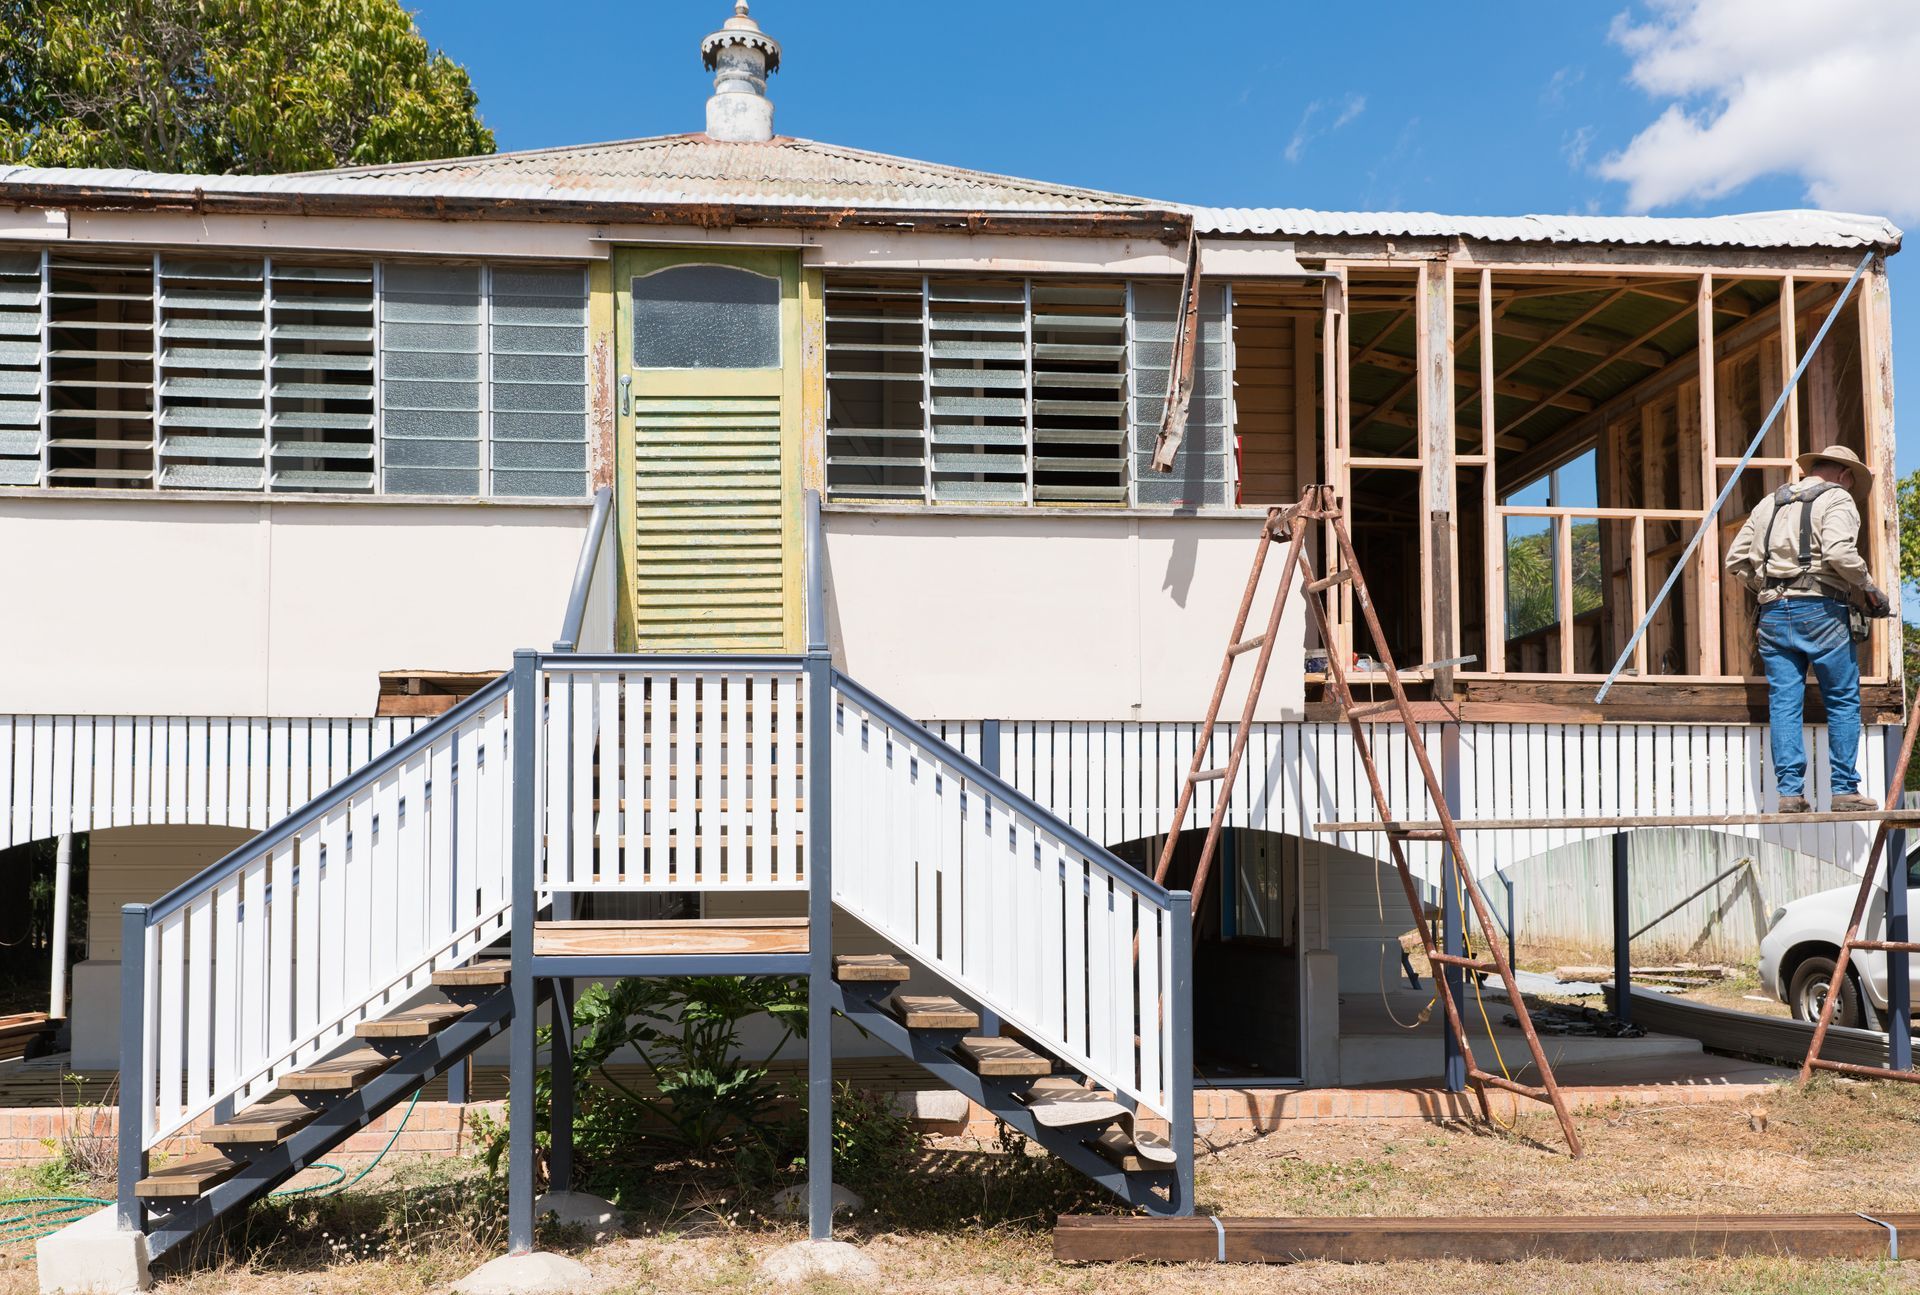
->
xmin=1598 ymin=0 xmax=1920 ymax=220
xmin=1285 ymin=92 xmax=1366 ymax=164
xmin=1542 ymin=65 xmax=1584 ymax=109
xmin=1562 ymin=124 xmax=1597 ymax=170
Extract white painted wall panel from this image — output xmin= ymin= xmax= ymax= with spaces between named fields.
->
xmin=823 ymin=509 xmax=1308 ymax=721
xmin=0 ymin=496 xmax=586 ymax=715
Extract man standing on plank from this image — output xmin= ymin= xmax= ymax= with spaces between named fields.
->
xmin=1725 ymin=445 xmax=1891 ymax=814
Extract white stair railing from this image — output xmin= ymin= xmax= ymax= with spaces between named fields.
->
xmin=123 ymin=678 xmax=516 ymax=1151
xmin=536 ymin=657 xmax=810 ymax=892
xmin=828 ymin=673 xmax=1192 ymax=1121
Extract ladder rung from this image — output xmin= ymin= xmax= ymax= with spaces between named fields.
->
xmin=1468 ymin=1069 xmax=1548 ymax=1101
xmin=1307 ymin=569 xmax=1352 ymax=592
xmin=1192 ymin=768 xmax=1228 ymax=782
xmin=1429 ymin=952 xmax=1497 ymax=972
xmin=1228 ymin=633 xmax=1267 ymax=658
xmin=1347 ymin=700 xmax=1404 ymax=721
xmin=1388 ymin=828 xmax=1447 ymax=842
xmin=1848 ymin=940 xmax=1920 ymax=953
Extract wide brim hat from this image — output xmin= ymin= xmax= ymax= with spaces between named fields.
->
xmin=1796 ymin=444 xmax=1872 ymax=482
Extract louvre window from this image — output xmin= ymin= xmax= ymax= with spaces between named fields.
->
xmin=824 ymin=273 xmax=1229 ymax=506
xmin=0 ymin=248 xmax=588 ymax=499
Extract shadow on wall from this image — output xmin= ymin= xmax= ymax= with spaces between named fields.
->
xmin=1499 ymin=829 xmax=1859 ymax=965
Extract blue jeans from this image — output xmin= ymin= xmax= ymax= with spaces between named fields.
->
xmin=1757 ymin=595 xmax=1860 ymax=797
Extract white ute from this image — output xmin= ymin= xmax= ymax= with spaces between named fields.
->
xmin=1757 ymin=847 xmax=1920 ymax=1028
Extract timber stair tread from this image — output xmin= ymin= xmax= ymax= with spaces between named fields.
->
xmin=1090 ymin=1127 xmax=1154 ymax=1173
xmin=891 ymin=994 xmax=979 ymax=1031
xmin=834 ymin=953 xmax=912 ymax=983
xmin=198 ymin=1097 xmax=319 ymax=1148
xmin=432 ymin=961 xmax=510 ymax=988
xmin=279 ymin=1046 xmax=395 ymax=1093
xmin=958 ymin=1036 xmax=1053 ymax=1077
xmin=533 ymin=918 xmax=808 ymax=959
xmin=356 ymin=1003 xmax=473 ymax=1040
xmin=136 ymin=1151 xmax=240 ymax=1199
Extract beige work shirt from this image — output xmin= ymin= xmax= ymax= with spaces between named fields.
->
xmin=1724 ymin=481 xmax=1872 ymax=604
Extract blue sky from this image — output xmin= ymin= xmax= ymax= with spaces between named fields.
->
xmin=411 ymin=0 xmax=1915 ymax=475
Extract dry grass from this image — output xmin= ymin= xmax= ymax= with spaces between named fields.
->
xmin=3 ymin=1079 xmax=1919 ymax=1294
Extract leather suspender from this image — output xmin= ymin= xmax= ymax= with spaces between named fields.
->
xmin=1761 ymin=482 xmax=1837 ymax=592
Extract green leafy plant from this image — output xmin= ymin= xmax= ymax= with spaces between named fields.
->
xmin=0 ymin=0 xmax=494 ymax=173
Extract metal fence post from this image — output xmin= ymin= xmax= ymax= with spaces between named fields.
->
xmin=1168 ymin=890 xmax=1195 ymax=1218
xmin=508 ymin=650 xmax=539 ymax=1254
xmin=1887 ymin=725 xmax=1911 ymax=1070
xmin=117 ymin=905 xmax=149 ymax=1232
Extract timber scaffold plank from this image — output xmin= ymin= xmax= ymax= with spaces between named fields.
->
xmin=1054 ymin=1213 xmax=1920 ymax=1265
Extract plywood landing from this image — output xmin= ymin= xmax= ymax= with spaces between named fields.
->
xmin=533 ymin=918 xmax=810 ymax=959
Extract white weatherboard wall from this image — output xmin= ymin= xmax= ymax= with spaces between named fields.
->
xmin=0 ymin=497 xmax=587 ymax=716
xmin=823 ymin=510 xmax=1307 ymax=722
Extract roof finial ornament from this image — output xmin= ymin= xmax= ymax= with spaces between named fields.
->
xmin=701 ymin=1 xmax=781 ymax=143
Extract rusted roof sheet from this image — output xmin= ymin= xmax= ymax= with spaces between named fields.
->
xmin=1186 ymin=207 xmax=1903 ymax=251
xmin=0 ymin=134 xmax=1162 ymax=214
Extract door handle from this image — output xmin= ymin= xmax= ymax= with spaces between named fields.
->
xmin=618 ymin=374 xmax=631 ymax=417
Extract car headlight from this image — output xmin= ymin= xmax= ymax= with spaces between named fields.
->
xmin=1766 ymin=906 xmax=1787 ymax=932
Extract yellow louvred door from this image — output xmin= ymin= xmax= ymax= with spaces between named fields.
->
xmin=615 ymin=247 xmax=803 ymax=652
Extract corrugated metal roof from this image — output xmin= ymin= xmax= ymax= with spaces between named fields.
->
xmin=0 ymin=132 xmax=1901 ymax=251
xmin=1186 ymin=207 xmax=1902 ymax=251
xmin=0 ymin=134 xmax=1164 ymax=214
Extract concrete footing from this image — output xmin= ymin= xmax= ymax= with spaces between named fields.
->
xmin=534 ymin=1190 xmax=624 ymax=1243
xmin=451 ymin=1251 xmax=594 ymax=1294
xmin=36 ymin=1208 xmax=150 ymax=1295
xmin=757 ymin=1240 xmax=879 ymax=1285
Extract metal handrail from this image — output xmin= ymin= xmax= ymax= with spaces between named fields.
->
xmin=805 ymin=488 xmax=827 ymax=653
xmin=829 ymin=669 xmax=1180 ymax=907
xmin=553 ymin=484 xmax=615 ymax=652
xmin=142 ymin=673 xmax=513 ymax=924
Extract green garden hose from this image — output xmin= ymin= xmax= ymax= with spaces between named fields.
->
xmin=0 ymin=1086 xmax=426 ymax=1258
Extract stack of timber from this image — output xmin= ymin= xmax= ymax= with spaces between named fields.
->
xmin=1604 ymin=984 xmax=1889 ymax=1068
xmin=1558 ymin=963 xmax=1732 ymax=989
xmin=1055 ymin=1213 xmax=1920 ymax=1264
xmin=0 ymin=1013 xmax=54 ymax=1060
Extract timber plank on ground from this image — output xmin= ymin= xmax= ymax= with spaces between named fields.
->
xmin=1604 ymin=984 xmax=1891 ymax=1069
xmin=1053 ymin=1213 xmax=1920 ymax=1264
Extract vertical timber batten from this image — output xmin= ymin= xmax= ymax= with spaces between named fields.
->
xmin=1420 ymin=258 xmax=1456 ymax=694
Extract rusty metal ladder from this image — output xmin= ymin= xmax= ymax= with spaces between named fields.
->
xmin=1149 ymin=483 xmax=1583 ymax=1156
xmin=1799 ymin=716 xmax=1920 ymax=1085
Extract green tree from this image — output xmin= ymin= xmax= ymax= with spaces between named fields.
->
xmin=0 ymin=0 xmax=493 ymax=174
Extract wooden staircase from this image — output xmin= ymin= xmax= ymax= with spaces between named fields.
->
xmin=826 ymin=952 xmax=1184 ymax=1214
xmin=131 ymin=961 xmax=513 ymax=1254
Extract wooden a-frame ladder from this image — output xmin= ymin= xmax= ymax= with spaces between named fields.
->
xmin=1150 ymin=483 xmax=1584 ymax=1156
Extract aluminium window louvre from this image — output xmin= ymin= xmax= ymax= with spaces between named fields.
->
xmin=927 ymin=277 xmax=1028 ymax=503
xmin=1130 ymin=280 xmax=1233 ymax=507
xmin=0 ymin=250 xmax=44 ymax=486
xmin=488 ymin=266 xmax=589 ymax=498
xmin=379 ymin=262 xmax=485 ymax=496
xmin=155 ymin=257 xmax=269 ymax=490
xmin=268 ymin=263 xmax=376 ymax=491
xmin=822 ymin=275 xmax=927 ymax=500
xmin=1031 ymin=281 xmax=1128 ymax=504
xmin=44 ymin=254 xmax=156 ymax=485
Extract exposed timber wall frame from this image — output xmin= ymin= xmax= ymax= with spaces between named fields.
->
xmin=1308 ymin=250 xmax=1901 ymax=702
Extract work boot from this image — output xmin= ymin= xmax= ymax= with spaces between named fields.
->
xmin=1832 ymin=793 xmax=1879 ymax=813
xmin=1777 ymin=795 xmax=1811 ymax=814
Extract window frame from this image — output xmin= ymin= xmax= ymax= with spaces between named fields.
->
xmin=0 ymin=244 xmax=593 ymax=503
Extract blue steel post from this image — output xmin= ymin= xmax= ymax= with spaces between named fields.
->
xmin=1886 ymin=725 xmax=1911 ymax=1070
xmin=1440 ymin=727 xmax=1465 ymax=1092
xmin=117 ymin=905 xmax=149 ymax=1232
xmin=1168 ymin=891 xmax=1196 ymax=1217
xmin=508 ymin=650 xmax=540 ymax=1254
xmin=804 ymin=489 xmax=834 ymax=1242
xmin=1612 ymin=833 xmax=1633 ymax=1027
xmin=549 ymin=979 xmax=575 ymax=1191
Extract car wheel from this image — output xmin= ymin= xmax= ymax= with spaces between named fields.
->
xmin=1788 ymin=955 xmax=1865 ymax=1029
